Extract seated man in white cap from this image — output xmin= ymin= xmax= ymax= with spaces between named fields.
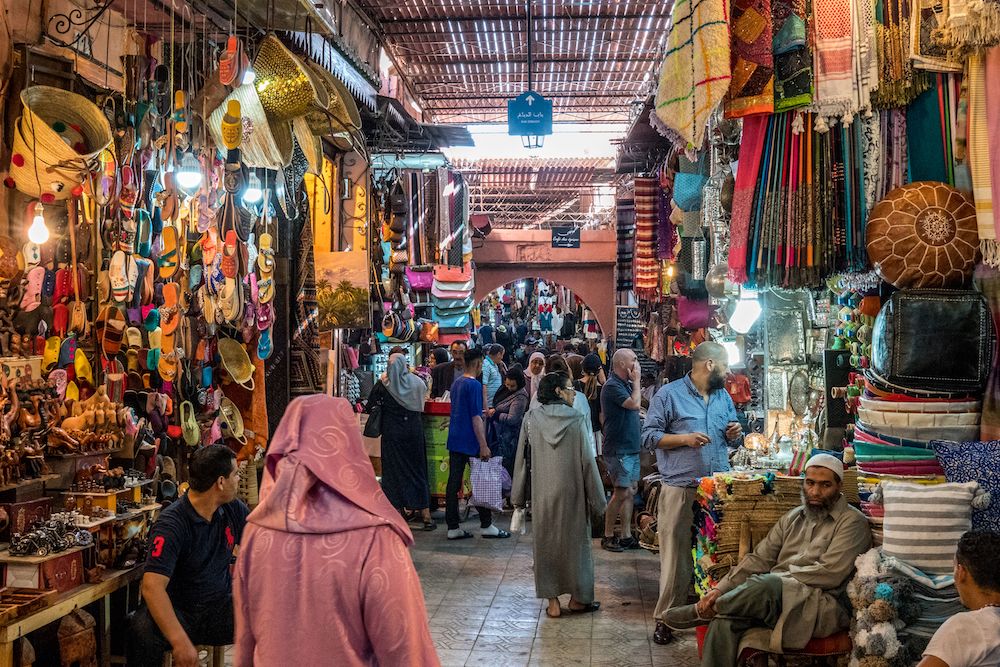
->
xmin=663 ymin=453 xmax=872 ymax=666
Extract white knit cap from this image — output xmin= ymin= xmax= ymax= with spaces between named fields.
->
xmin=804 ymin=453 xmax=844 ymax=480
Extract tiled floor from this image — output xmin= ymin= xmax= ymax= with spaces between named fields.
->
xmin=410 ymin=512 xmax=701 ymax=667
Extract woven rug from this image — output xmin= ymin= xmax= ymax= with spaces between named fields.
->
xmin=655 ymin=0 xmax=732 ymax=147
xmin=634 ymin=177 xmax=661 ymax=296
xmin=726 ymin=0 xmax=775 ymax=117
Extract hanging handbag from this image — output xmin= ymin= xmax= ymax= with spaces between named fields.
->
xmin=406 ymin=266 xmax=434 ymax=291
xmin=871 ymin=289 xmax=994 ymax=393
xmin=418 ymin=319 xmax=439 ymax=343
xmin=363 ymin=385 xmax=384 ymax=438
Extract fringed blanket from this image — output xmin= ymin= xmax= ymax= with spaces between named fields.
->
xmin=910 ymin=0 xmax=964 ymax=72
xmin=967 ymin=53 xmax=997 ymax=265
xmin=812 ymin=0 xmax=857 ymax=123
xmin=939 ymin=0 xmax=1000 ymax=52
xmin=655 ymin=0 xmax=732 ymax=147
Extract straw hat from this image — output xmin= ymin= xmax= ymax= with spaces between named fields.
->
xmin=209 ymin=84 xmax=292 ymax=169
xmin=292 ymin=116 xmax=322 ymax=175
xmin=252 ymin=34 xmax=319 ymax=123
xmin=10 ymin=86 xmax=113 ymax=200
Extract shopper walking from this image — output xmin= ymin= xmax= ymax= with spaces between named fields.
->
xmin=600 ymin=348 xmax=643 ymax=552
xmin=643 ymin=341 xmax=742 ymax=646
xmin=368 ymin=354 xmax=435 ymax=531
xmin=482 ymin=344 xmax=505 ymax=408
xmin=445 ymin=348 xmax=511 ymax=540
xmin=487 ymin=365 xmax=529 ymax=477
xmin=233 ymin=395 xmax=439 ymax=667
xmin=512 ymin=373 xmax=607 ymax=619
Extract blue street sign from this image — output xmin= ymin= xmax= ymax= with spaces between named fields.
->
xmin=508 ymin=90 xmax=553 ymax=136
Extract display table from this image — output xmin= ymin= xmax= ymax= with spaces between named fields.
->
xmin=0 ymin=566 xmax=142 ymax=666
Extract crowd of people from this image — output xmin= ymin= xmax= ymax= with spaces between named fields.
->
xmin=124 ymin=336 xmax=1000 ymax=667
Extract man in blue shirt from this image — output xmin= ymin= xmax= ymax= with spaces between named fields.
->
xmin=600 ymin=348 xmax=643 ymax=552
xmin=445 ymin=348 xmax=511 ymax=541
xmin=642 ymin=341 xmax=743 ymax=646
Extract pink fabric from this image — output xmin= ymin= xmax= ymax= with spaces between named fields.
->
xmin=728 ymin=114 xmax=769 ymax=283
xmin=986 ymin=46 xmax=1000 ymax=234
xmin=857 ymin=461 xmax=945 ymax=476
xmin=233 ymin=395 xmax=438 ymax=667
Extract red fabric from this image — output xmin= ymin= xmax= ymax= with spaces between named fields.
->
xmin=728 ymin=114 xmax=769 ymax=283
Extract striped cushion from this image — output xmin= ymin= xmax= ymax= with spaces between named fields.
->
xmin=881 ymin=481 xmax=981 ymax=574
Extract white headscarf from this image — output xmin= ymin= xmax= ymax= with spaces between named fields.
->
xmin=526 ymin=352 xmax=546 ymax=396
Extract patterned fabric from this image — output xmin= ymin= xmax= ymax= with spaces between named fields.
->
xmin=728 ymin=114 xmax=769 ymax=283
xmin=289 ymin=207 xmax=324 ymax=396
xmin=726 ymin=0 xmax=775 ymax=117
xmin=873 ymin=0 xmax=931 ymax=108
xmin=932 ymin=439 xmax=1000 ymax=531
xmin=968 ymin=53 xmax=996 ymax=262
xmin=812 ymin=0 xmax=857 ymax=121
xmin=654 ymin=0 xmax=732 ymax=147
xmin=880 ymin=480 xmax=984 ymax=574
xmin=772 ymin=0 xmax=812 ymax=112
xmin=634 ymin=178 xmax=661 ymax=296
xmin=989 ymin=48 xmax=1000 ymax=259
xmin=910 ymin=0 xmax=964 ymax=72
xmin=940 ymin=0 xmax=1000 ymax=51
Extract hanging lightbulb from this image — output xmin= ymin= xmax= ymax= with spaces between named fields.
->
xmin=730 ymin=288 xmax=763 ymax=334
xmin=242 ymin=171 xmax=263 ymax=205
xmin=721 ymin=338 xmax=742 ymax=366
xmin=28 ymin=203 xmax=50 ymax=244
xmin=242 ymin=66 xmax=256 ymax=86
xmin=175 ymin=152 xmax=203 ymax=192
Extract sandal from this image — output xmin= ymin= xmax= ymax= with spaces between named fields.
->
xmin=447 ymin=530 xmax=474 ymax=541
xmin=422 ymin=521 xmax=438 ymax=531
xmin=482 ymin=529 xmax=512 ymax=539
xmin=567 ymin=602 xmax=601 ymax=614
xmin=159 ymin=226 xmax=179 ymax=279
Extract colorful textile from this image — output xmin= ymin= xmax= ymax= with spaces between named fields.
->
xmin=940 ymin=0 xmax=1000 ymax=52
xmin=873 ymin=0 xmax=931 ymax=108
xmin=974 ymin=264 xmax=1000 ymax=441
xmin=910 ymin=0 xmax=964 ymax=72
xmin=654 ymin=0 xmax=732 ymax=147
xmin=812 ymin=0 xmax=857 ymax=120
xmin=728 ymin=114 xmax=769 ymax=283
xmin=772 ymin=0 xmax=812 ymax=110
xmin=727 ymin=0 xmax=775 ymax=117
xmin=967 ymin=53 xmax=997 ymax=266
xmin=906 ymin=81 xmax=951 ymax=184
xmin=932 ymin=439 xmax=1000 ymax=531
xmin=634 ymin=178 xmax=661 ymax=296
xmin=616 ymin=198 xmax=636 ymax=291
xmin=983 ymin=47 xmax=1000 ymax=266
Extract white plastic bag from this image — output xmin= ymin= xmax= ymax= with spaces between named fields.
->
xmin=510 ymin=508 xmax=527 ymax=535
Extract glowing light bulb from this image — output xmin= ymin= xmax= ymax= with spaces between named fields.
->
xmin=242 ymin=172 xmax=263 ymax=205
xmin=242 ymin=66 xmax=256 ymax=86
xmin=730 ymin=289 xmax=763 ymax=334
xmin=176 ymin=153 xmax=202 ymax=192
xmin=28 ymin=203 xmax=49 ymax=244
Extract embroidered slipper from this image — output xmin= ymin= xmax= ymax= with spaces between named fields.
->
xmin=74 ymin=348 xmax=94 ymax=386
xmin=41 ymin=268 xmax=56 ymax=299
xmin=221 ymin=230 xmax=239 ymax=279
xmin=159 ymin=225 xmax=179 ymax=279
xmin=20 ymin=266 xmax=45 ymax=312
xmin=147 ymin=327 xmax=162 ymax=371
xmin=160 ymin=282 xmax=181 ymax=335
xmin=136 ymin=209 xmax=152 ymax=257
xmin=101 ymin=308 xmax=126 ymax=358
xmin=22 ymin=241 xmax=41 ymax=268
xmin=52 ymin=303 xmax=69 ymax=336
xmin=65 ymin=380 xmax=79 ymax=402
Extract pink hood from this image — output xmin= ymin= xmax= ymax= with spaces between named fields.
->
xmin=248 ymin=394 xmax=412 ymax=543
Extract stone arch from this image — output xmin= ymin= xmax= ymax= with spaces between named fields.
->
xmin=474 ymin=266 xmax=616 ymax=337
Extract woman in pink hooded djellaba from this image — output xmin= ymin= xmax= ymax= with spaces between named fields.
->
xmin=233 ymin=394 xmax=440 ymax=666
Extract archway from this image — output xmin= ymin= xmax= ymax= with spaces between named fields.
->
xmin=473 ymin=229 xmax=617 ymax=337
xmin=478 ymin=278 xmax=604 ymax=342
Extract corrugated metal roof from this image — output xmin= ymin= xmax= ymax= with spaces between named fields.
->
xmin=359 ymin=0 xmax=670 ymax=124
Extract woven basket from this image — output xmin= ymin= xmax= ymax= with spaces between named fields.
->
xmin=10 ymin=86 xmax=112 ymax=199
xmin=209 ymin=84 xmax=292 ymax=169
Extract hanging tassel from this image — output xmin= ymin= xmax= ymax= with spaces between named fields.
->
xmin=791 ymin=111 xmax=805 ymax=135
xmin=814 ymin=115 xmax=830 ymax=133
xmin=981 ymin=240 xmax=1000 ymax=268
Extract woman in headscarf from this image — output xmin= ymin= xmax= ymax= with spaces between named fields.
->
xmin=368 ymin=354 xmax=435 ymax=530
xmin=487 ymin=364 xmax=530 ymax=477
xmin=233 ymin=395 xmax=439 ymax=666
xmin=428 ymin=347 xmax=449 ymax=369
xmin=525 ymin=351 xmax=546 ymax=397
xmin=512 ymin=373 xmax=606 ymax=619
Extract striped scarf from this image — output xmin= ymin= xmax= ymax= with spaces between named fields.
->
xmin=967 ymin=53 xmax=997 ymax=264
xmin=655 ymin=0 xmax=732 ymax=148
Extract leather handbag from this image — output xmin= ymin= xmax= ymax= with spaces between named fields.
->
xmin=433 ymin=262 xmax=473 ymax=283
xmin=418 ymin=319 xmax=439 ymax=343
xmin=871 ymin=289 xmax=995 ymax=393
xmin=406 ymin=266 xmax=433 ymax=291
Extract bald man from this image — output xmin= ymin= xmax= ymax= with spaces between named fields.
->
xmin=642 ymin=341 xmax=744 ymax=646
xmin=599 ymin=348 xmax=643 ymax=552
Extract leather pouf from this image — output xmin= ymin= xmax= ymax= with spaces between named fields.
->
xmin=866 ymin=181 xmax=979 ymax=288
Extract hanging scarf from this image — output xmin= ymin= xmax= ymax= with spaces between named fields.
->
xmin=939 ymin=0 xmax=1000 ymax=52
xmin=654 ymin=0 xmax=732 ymax=147
xmin=906 ymin=78 xmax=951 ymax=184
xmin=987 ymin=47 xmax=1000 ymax=261
xmin=812 ymin=0 xmax=857 ymax=123
xmin=910 ymin=0 xmax=964 ymax=73
xmin=728 ymin=114 xmax=769 ymax=283
xmin=772 ymin=0 xmax=812 ymax=111
xmin=967 ymin=53 xmax=998 ymax=265
xmin=873 ymin=0 xmax=931 ymax=107
xmin=727 ymin=0 xmax=776 ymax=117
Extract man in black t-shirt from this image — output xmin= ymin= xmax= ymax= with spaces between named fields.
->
xmin=127 ymin=445 xmax=250 ymax=667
